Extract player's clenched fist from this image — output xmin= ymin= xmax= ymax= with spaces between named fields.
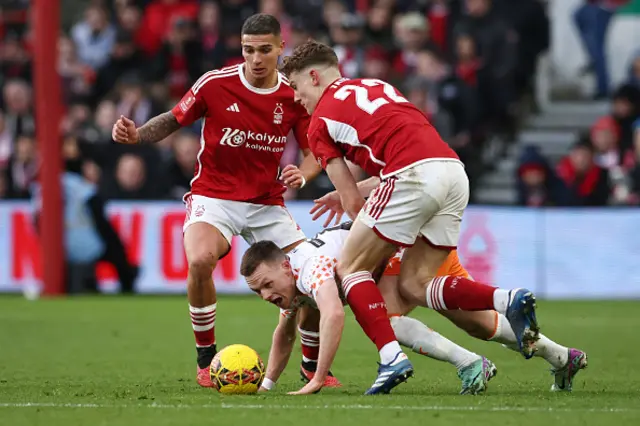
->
xmin=112 ymin=115 xmax=139 ymax=144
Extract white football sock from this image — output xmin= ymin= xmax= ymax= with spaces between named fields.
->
xmin=391 ymin=316 xmax=480 ymax=370
xmin=533 ymin=335 xmax=569 ymax=369
xmin=487 ymin=312 xmax=518 ymax=346
xmin=489 ymin=313 xmax=568 ymax=369
xmin=379 ymin=341 xmax=404 ymax=365
xmin=492 ymin=289 xmax=511 ymax=316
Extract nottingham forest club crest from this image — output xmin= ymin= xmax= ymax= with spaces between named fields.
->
xmin=273 ymin=103 xmax=283 ymax=124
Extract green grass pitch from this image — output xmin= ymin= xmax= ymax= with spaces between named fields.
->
xmin=1 ymin=296 xmax=639 ymax=426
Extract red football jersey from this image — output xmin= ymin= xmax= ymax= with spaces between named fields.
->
xmin=171 ymin=64 xmax=310 ymax=205
xmin=308 ymin=78 xmax=458 ymax=179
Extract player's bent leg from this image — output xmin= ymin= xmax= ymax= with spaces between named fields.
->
xmin=184 ymin=222 xmax=231 ymax=387
xmin=296 ymin=306 xmax=320 ymax=375
xmin=389 ymin=314 xmax=496 ymax=395
xmin=337 ymin=220 xmax=398 ymax=346
xmin=380 ymin=276 xmax=496 ymax=394
xmin=439 ymin=309 xmax=498 ymax=340
xmin=399 ymin=238 xmax=540 ymax=358
xmin=378 ymin=274 xmax=416 ymax=318
xmin=442 ymin=310 xmax=587 ymax=391
xmin=296 ymin=305 xmax=342 ymax=388
xmin=398 ymin=161 xmax=539 ymax=357
xmin=336 ymin=218 xmax=398 ymax=278
xmin=397 ymin=238 xmax=454 ymax=308
xmin=336 ymin=220 xmax=413 ymax=395
xmin=441 ymin=310 xmax=533 ymax=351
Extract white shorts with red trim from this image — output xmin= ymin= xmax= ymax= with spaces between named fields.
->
xmin=357 ymin=159 xmax=469 ymax=248
xmin=184 ymin=195 xmax=306 ymax=248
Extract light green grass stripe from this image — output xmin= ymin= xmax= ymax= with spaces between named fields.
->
xmin=0 ymin=402 xmax=636 ymax=413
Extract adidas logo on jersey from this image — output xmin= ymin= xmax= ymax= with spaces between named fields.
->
xmin=226 ymin=103 xmax=240 ymax=112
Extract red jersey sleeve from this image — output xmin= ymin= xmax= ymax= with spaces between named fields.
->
xmin=293 ymin=106 xmax=310 ymax=150
xmin=171 ymin=87 xmax=207 ymax=127
xmin=308 ymin=118 xmax=344 ymax=169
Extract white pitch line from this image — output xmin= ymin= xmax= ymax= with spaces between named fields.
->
xmin=0 ymin=402 xmax=635 ymax=413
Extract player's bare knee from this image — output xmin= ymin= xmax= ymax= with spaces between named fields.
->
xmin=398 ymin=273 xmax=434 ymax=306
xmin=188 ymin=253 xmax=216 ymax=284
xmin=397 ymin=283 xmax=413 ymax=305
xmin=400 ymin=261 xmax=433 ymax=287
xmin=398 ymin=270 xmax=433 ymax=291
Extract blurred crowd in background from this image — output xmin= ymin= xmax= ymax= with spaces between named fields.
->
xmin=0 ymin=0 xmax=639 ymax=206
xmin=517 ymin=84 xmax=640 ymax=207
xmin=517 ymin=0 xmax=640 ymax=207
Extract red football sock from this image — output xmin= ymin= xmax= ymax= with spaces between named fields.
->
xmin=426 ymin=275 xmax=497 ymax=311
xmin=190 ymin=303 xmax=216 ymax=347
xmin=298 ymin=327 xmax=320 ymax=363
xmin=342 ymin=271 xmax=397 ymax=351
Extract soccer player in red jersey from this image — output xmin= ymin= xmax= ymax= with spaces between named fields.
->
xmin=111 ymin=14 xmax=328 ymax=388
xmin=280 ymin=41 xmax=541 ymax=363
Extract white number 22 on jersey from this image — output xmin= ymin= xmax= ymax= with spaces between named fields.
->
xmin=333 ymin=79 xmax=408 ymax=115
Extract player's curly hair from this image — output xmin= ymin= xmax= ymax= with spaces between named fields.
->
xmin=240 ymin=241 xmax=286 ymax=277
xmin=280 ymin=41 xmax=339 ymax=77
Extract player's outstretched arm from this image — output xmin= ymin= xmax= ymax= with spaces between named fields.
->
xmin=112 ymin=112 xmax=181 ymax=145
xmin=137 ymin=112 xmax=182 ymax=144
xmin=260 ymin=313 xmax=297 ymax=392
xmin=289 ymin=280 xmax=344 ymax=395
xmin=324 ymin=157 xmax=365 ymax=220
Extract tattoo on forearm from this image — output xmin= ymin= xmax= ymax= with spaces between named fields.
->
xmin=137 ymin=112 xmax=181 ymax=144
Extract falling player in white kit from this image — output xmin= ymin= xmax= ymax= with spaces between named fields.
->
xmin=242 ymin=223 xmax=501 ymax=395
xmin=241 ymin=223 xmax=415 ymax=395
xmin=243 ymin=222 xmax=588 ymax=394
xmin=111 ymin=14 xmax=331 ymax=388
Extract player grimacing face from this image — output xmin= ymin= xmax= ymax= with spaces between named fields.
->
xmin=288 ymin=69 xmax=324 ymax=114
xmin=246 ymin=259 xmax=298 ymax=310
xmin=241 ymin=34 xmax=284 ymax=81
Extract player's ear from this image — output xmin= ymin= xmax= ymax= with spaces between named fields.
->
xmin=282 ymin=258 xmax=291 ymax=271
xmin=310 ymin=69 xmax=320 ymax=86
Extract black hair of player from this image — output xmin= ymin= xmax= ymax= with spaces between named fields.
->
xmin=241 ymin=13 xmax=281 ymax=37
xmin=240 ymin=240 xmax=286 ymax=277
